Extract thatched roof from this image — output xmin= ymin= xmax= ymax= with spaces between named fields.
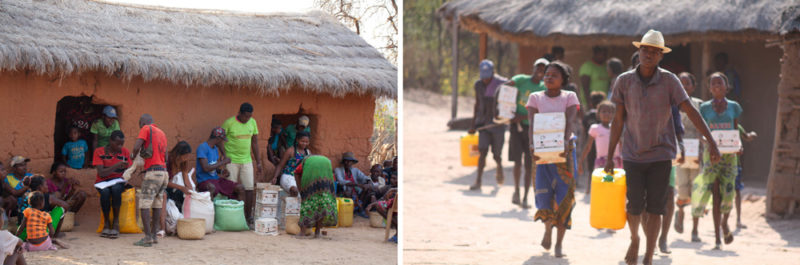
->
xmin=779 ymin=5 xmax=800 ymax=35
xmin=0 ymin=0 xmax=396 ymax=98
xmin=439 ymin=0 xmax=798 ymax=46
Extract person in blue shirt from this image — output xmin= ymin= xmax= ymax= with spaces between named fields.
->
xmin=266 ymin=119 xmax=283 ymax=166
xmin=62 ymin=127 xmax=88 ymax=169
xmin=196 ymin=127 xmax=244 ymax=200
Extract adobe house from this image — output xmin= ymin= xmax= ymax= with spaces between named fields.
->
xmin=439 ymin=0 xmax=795 ymax=185
xmin=766 ymin=6 xmax=800 ymax=217
xmin=0 ymin=0 xmax=397 ymax=186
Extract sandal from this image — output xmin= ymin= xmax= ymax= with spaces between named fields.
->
xmin=108 ymin=229 xmax=119 ymax=239
xmin=100 ymin=229 xmax=111 ymax=238
xmin=156 ymin=230 xmax=165 ymax=239
xmin=133 ymin=238 xmax=152 ymax=247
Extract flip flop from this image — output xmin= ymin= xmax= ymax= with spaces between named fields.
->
xmin=133 ymin=238 xmax=152 ymax=247
xmin=108 ymin=229 xmax=119 ymax=239
xmin=100 ymin=229 xmax=111 ymax=238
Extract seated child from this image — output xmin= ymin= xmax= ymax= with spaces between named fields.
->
xmin=366 ymin=188 xmax=397 ymax=243
xmin=1 ymin=207 xmax=26 ymax=265
xmin=62 ymin=126 xmax=89 ymax=169
xmin=15 ymin=192 xmax=68 ymax=251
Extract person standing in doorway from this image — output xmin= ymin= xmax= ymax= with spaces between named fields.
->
xmin=605 ymin=29 xmax=721 ymax=265
xmin=221 ymin=103 xmax=261 ymax=225
xmin=469 ymin=60 xmax=507 ymax=191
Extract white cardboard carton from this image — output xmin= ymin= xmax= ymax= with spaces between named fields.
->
xmin=678 ymin=138 xmax=700 ymax=169
xmin=533 ymin=113 xmax=566 ymax=133
xmin=497 ymin=85 xmax=518 ymax=120
xmin=711 ymin=130 xmax=741 ymax=154
xmin=532 ymin=113 xmax=567 ymax=164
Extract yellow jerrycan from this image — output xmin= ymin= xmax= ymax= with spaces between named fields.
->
xmin=590 ymin=168 xmax=627 ymax=230
xmin=460 ymin=133 xmax=480 ymax=166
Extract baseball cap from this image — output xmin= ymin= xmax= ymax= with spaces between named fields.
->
xmin=103 ymin=106 xmax=117 ymax=118
xmin=534 ymin=58 xmax=550 ymax=67
xmin=298 ymin=115 xmax=310 ymax=127
xmin=211 ymin=127 xmax=228 ymax=141
xmin=479 ymin=60 xmax=494 ymax=79
xmin=10 ymin=156 xmax=30 ymax=167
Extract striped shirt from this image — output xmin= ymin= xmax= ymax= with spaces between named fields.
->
xmin=610 ymin=67 xmax=689 ymax=162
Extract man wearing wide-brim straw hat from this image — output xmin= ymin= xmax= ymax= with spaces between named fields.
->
xmin=603 ymin=29 xmax=722 ymax=265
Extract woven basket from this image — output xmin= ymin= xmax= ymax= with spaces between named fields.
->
xmin=60 ymin=212 xmax=75 ymax=232
xmin=177 ymin=218 xmax=206 ymax=240
xmin=369 ymin=212 xmax=385 ymax=228
xmin=284 ymin=215 xmax=311 ymax=235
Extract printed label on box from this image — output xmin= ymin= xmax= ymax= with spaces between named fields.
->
xmin=683 ymin=138 xmax=700 ymax=157
xmin=259 ymin=190 xmax=279 ymax=205
xmin=711 ymin=130 xmax=741 ymax=154
xmin=285 ymin=197 xmax=300 ymax=215
xmin=257 ymin=205 xmax=278 ymax=219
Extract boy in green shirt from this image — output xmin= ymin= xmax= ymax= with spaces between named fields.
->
xmin=505 ymin=58 xmax=548 ymax=208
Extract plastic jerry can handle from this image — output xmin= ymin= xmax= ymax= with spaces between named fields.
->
xmin=344 ymin=198 xmax=352 ymax=203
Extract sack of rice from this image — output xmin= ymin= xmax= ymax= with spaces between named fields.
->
xmin=177 ymin=218 xmax=206 ymax=240
xmin=213 ymin=199 xmax=250 ymax=231
xmin=284 ymin=215 xmax=311 ymax=236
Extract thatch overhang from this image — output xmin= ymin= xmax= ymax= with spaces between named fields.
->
xmin=0 ymin=0 xmax=397 ymax=98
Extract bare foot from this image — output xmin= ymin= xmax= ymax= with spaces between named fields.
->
xmin=674 ymin=211 xmax=684 ymax=234
xmin=521 ymin=200 xmax=531 ymax=209
xmin=512 ymin=191 xmax=520 ymax=205
xmin=713 ymin=243 xmax=721 ymax=250
xmin=691 ymin=231 xmax=701 ymax=242
xmin=469 ymin=183 xmax=481 ymax=191
xmin=658 ymin=237 xmax=671 ymax=254
xmin=495 ymin=168 xmax=504 ymax=185
xmin=541 ymin=230 xmax=552 ymax=250
xmin=625 ymin=237 xmax=639 ymax=265
xmin=737 ymin=222 xmax=747 ymax=229
xmin=642 ymin=255 xmax=652 ymax=265
xmin=554 ymin=243 xmax=565 ymax=258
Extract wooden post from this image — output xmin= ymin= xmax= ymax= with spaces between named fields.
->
xmin=700 ymin=41 xmax=711 ymax=100
xmin=479 ymin=33 xmax=488 ymax=61
xmin=450 ymin=18 xmax=460 ymax=120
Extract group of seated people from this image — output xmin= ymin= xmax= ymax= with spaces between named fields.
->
xmin=0 ymin=106 xmax=398 ymax=260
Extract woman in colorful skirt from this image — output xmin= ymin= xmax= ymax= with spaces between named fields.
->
xmin=294 ymin=155 xmax=338 ymax=239
xmin=526 ymin=61 xmax=579 ymax=258
xmin=690 ymin=72 xmax=741 ymax=250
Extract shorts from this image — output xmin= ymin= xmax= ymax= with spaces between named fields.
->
xmin=478 ymin=125 xmax=505 ymax=160
xmin=623 ymin=160 xmax=672 ymax=215
xmin=675 ymin=167 xmax=700 ymax=206
xmin=735 ymin=166 xmax=743 ymax=191
xmin=508 ymin=123 xmax=531 ymax=163
xmin=226 ymin=162 xmax=255 ymax=190
xmin=198 ymin=178 xmax=239 ymax=198
xmin=139 ymin=170 xmax=168 ymax=209
xmin=280 ymin=173 xmax=298 ymax=192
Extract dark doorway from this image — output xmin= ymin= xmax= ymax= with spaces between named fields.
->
xmin=53 ymin=96 xmax=119 ymax=168
xmin=269 ymin=113 xmax=318 ymax=155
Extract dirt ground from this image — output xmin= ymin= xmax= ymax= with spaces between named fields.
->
xmin=402 ymin=89 xmax=800 ymax=265
xmin=14 ymin=197 xmax=397 ymax=265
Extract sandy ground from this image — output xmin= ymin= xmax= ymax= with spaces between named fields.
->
xmin=15 ymin=197 xmax=397 ymax=265
xmin=402 ymin=89 xmax=800 ymax=265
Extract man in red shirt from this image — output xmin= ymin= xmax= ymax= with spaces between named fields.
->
xmin=131 ymin=114 xmax=167 ymax=247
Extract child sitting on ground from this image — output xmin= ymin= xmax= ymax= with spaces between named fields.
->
xmin=1 ymin=207 xmax=26 ymax=265
xmin=62 ymin=126 xmax=89 ymax=169
xmin=15 ymin=191 xmax=68 ymax=251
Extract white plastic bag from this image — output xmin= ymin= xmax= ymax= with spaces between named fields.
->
xmin=183 ymin=191 xmax=215 ymax=234
xmin=171 ymin=168 xmax=196 ymax=191
xmin=165 ymin=199 xmax=183 ymax=234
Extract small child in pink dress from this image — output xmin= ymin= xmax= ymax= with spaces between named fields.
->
xmin=579 ymin=100 xmax=623 ymax=177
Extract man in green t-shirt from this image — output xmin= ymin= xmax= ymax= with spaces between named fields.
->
xmin=91 ymin=106 xmax=121 ymax=149
xmin=504 ymin=58 xmax=548 ymax=208
xmin=579 ymin=46 xmax=609 ymax=107
xmin=221 ymin=102 xmax=261 ymax=223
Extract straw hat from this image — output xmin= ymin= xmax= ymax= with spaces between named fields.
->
xmin=632 ymin=29 xmax=671 ymax=53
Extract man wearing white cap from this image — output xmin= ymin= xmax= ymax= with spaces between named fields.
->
xmin=504 ymin=58 xmax=548 ymax=207
xmin=603 ymin=30 xmax=721 ymax=265
xmin=468 ymin=59 xmax=507 ymax=191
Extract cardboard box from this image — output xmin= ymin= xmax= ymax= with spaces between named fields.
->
xmin=532 ymin=131 xmax=566 ymax=164
xmin=678 ymin=138 xmax=700 ymax=169
xmin=533 ymin=112 xmax=566 ymax=133
xmin=497 ymin=85 xmax=518 ymax=120
xmin=285 ymin=197 xmax=301 ymax=215
xmin=256 ymin=184 xmax=280 ymax=205
xmin=255 ymin=203 xmax=278 ymax=219
xmin=711 ymin=130 xmax=741 ymax=154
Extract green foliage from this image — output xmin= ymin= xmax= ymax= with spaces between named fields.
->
xmin=403 ymin=0 xmax=518 ymax=96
